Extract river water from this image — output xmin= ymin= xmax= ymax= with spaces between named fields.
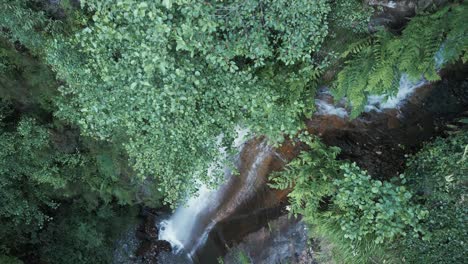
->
xmin=127 ymin=63 xmax=468 ymax=263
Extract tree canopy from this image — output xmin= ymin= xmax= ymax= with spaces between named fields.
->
xmin=46 ymin=0 xmax=332 ymax=203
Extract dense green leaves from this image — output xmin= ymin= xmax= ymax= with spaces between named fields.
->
xmin=397 ymin=132 xmax=468 ymax=263
xmin=269 ymin=134 xmax=341 ymax=218
xmin=0 ymin=118 xmax=69 ymax=247
xmin=38 ymin=201 xmax=137 ymax=264
xmin=0 ymin=0 xmax=52 ymax=54
xmin=0 ymin=108 xmax=138 ymax=260
xmin=46 ymin=0 xmax=331 ymax=204
xmin=330 ymin=0 xmax=373 ymax=34
xmin=334 ymin=3 xmax=467 ymax=118
xmin=333 ymin=163 xmax=427 ymax=244
xmin=216 ymin=0 xmax=330 ymax=65
xmin=270 ymin=136 xmax=426 ymax=263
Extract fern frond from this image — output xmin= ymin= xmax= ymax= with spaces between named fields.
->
xmin=340 ymin=36 xmax=373 ymax=59
xmin=333 ymin=3 xmax=467 ymax=118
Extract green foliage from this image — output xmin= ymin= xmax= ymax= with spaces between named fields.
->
xmin=270 ymin=136 xmax=426 ymax=263
xmin=0 ymin=107 xmax=138 ymax=262
xmin=270 ymin=134 xmax=341 ymax=218
xmin=334 ymin=3 xmax=468 ymax=118
xmin=0 ymin=255 xmax=23 ymax=264
xmin=330 ymin=0 xmax=373 ymax=34
xmin=39 ymin=201 xmax=137 ymax=264
xmin=79 ymin=137 xmax=164 ymax=207
xmin=45 ymin=0 xmax=330 ymax=204
xmin=310 ymin=222 xmax=397 ymax=264
xmin=0 ymin=0 xmax=54 ymax=55
xmin=333 ymin=163 xmax=427 ymax=244
xmin=0 ymin=117 xmax=70 ymax=252
xmin=0 ymin=38 xmax=58 ymax=111
xmin=217 ymin=0 xmax=330 ymax=65
xmin=0 ymin=0 xmax=83 ymax=55
xmin=397 ymin=132 xmax=468 ymax=263
xmin=0 ymin=101 xmax=143 ymax=263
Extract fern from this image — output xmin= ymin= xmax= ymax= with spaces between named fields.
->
xmin=340 ymin=36 xmax=373 ymax=59
xmin=441 ymin=3 xmax=468 ymax=65
xmin=269 ymin=134 xmax=341 ymax=217
xmin=270 ymin=136 xmax=425 ymax=263
xmin=333 ymin=3 xmax=467 ymax=118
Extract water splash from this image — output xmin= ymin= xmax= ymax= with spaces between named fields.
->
xmin=158 ymin=128 xmax=263 ymax=258
xmin=315 ymin=99 xmax=348 ymax=118
xmin=314 ymin=87 xmax=348 ymax=118
xmin=158 ymin=183 xmax=215 ymax=253
xmin=365 ymin=73 xmax=428 ymax=112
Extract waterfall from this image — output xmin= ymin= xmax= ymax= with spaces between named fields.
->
xmin=315 ymin=99 xmax=348 ymax=118
xmin=364 ymin=46 xmax=449 ymax=113
xmin=158 ymin=129 xmax=274 ymax=259
xmin=365 ymin=73 xmax=428 ymax=112
xmin=158 ymin=183 xmax=215 ymax=253
xmin=211 ymin=140 xmax=271 ymax=222
xmin=314 ymin=88 xmax=348 ymax=118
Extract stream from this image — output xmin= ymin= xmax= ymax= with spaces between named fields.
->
xmin=153 ymin=62 xmax=467 ymax=264
xmin=111 ymin=58 xmax=467 ymax=263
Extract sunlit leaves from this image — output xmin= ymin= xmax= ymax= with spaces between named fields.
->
xmin=49 ymin=0 xmax=328 ymax=204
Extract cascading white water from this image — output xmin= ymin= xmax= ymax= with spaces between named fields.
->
xmin=315 ymin=99 xmax=348 ymax=118
xmin=314 ymin=88 xmax=348 ymax=118
xmin=158 ymin=127 xmax=258 ymax=258
xmin=310 ymin=73 xmax=429 ymax=117
xmin=158 ymin=132 xmax=230 ymax=254
xmin=365 ymin=73 xmax=428 ymax=112
xmin=183 ymin=140 xmax=272 ymax=257
xmin=211 ymin=140 xmax=271 ymax=221
xmin=158 ymin=183 xmax=216 ymax=253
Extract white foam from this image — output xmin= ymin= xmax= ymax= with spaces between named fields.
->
xmin=365 ymin=73 xmax=428 ymax=111
xmin=233 ymin=126 xmax=250 ymax=149
xmin=158 ymin=182 xmax=214 ymax=253
xmin=315 ymin=99 xmax=348 ymax=118
xmin=158 ymin=126 xmax=252 ymax=255
xmin=387 ymin=1 xmax=397 ymax=8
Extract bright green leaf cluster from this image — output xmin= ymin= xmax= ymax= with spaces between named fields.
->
xmin=46 ymin=0 xmax=330 ymax=204
xmin=270 ymin=136 xmax=426 ymax=262
xmin=334 ymin=3 xmax=467 ymax=118
xmin=333 ymin=163 xmax=427 ymax=244
xmin=329 ymin=0 xmax=373 ymax=34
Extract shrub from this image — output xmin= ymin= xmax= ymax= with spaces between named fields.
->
xmin=333 ymin=163 xmax=427 ymax=244
xmin=330 ymin=0 xmax=374 ymax=34
xmin=270 ymin=135 xmax=426 ymax=263
xmin=397 ymin=132 xmax=468 ymax=263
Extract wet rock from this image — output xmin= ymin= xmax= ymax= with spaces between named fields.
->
xmin=223 ymin=215 xmax=313 ymax=264
xmin=113 ymin=227 xmax=141 ymax=264
xmin=367 ymin=0 xmax=449 ymax=31
xmin=131 ymin=207 xmax=173 ymax=263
